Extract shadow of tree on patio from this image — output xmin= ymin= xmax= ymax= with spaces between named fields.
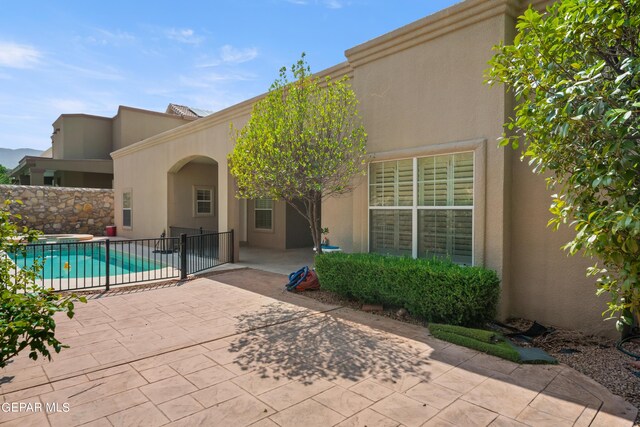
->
xmin=226 ymin=302 xmax=438 ymax=387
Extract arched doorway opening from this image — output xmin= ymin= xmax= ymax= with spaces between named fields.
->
xmin=167 ymin=156 xmax=218 ymax=236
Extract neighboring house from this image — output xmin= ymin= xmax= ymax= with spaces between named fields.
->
xmin=10 ymin=104 xmax=209 ymax=188
xmin=108 ymin=0 xmax=608 ymax=336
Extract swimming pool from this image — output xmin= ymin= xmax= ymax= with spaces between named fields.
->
xmin=9 ymin=244 xmax=165 ymax=280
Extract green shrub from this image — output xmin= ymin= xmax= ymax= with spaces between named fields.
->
xmin=315 ymin=253 xmax=500 ymax=326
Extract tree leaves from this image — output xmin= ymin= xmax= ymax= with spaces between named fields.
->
xmin=486 ymin=0 xmax=640 ymax=328
xmin=229 ymin=54 xmax=367 ymax=251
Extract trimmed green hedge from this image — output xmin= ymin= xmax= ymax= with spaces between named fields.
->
xmin=315 ymin=253 xmax=500 ymax=326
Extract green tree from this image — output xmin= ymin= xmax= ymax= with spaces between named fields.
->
xmin=1 ymin=200 xmax=84 ymax=368
xmin=229 ymin=54 xmax=367 ymax=253
xmin=486 ymin=0 xmax=640 ymax=330
xmin=0 ymin=165 xmax=12 ymax=184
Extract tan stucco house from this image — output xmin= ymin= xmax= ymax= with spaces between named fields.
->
xmin=106 ymin=0 xmax=610 ymax=336
xmin=10 ymin=104 xmax=211 ymax=188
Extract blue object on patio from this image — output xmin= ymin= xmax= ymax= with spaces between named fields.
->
xmin=286 ymin=266 xmax=309 ymax=291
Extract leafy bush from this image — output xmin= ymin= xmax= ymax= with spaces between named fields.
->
xmin=315 ymin=253 xmax=500 ymax=326
xmin=0 ymin=200 xmax=84 ymax=368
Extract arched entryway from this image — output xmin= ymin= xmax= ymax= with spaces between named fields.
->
xmin=167 ymin=155 xmax=218 ymax=236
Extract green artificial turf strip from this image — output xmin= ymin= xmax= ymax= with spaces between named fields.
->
xmin=429 ymin=323 xmax=499 ymax=344
xmin=429 ymin=325 xmax=521 ymax=363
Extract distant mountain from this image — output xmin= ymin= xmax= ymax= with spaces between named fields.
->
xmin=0 ymin=148 xmax=44 ymax=170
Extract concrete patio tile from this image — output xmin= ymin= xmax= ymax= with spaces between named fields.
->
xmin=432 ymin=366 xmax=489 ymax=394
xmin=336 ymin=408 xmax=399 ymax=427
xmin=257 ymin=378 xmax=334 ymax=411
xmin=86 ymin=364 xmax=135 ymax=380
xmin=51 ymin=375 xmax=90 ymax=390
xmin=169 ymin=354 xmax=216 ymax=376
xmin=515 ymin=406 xmax=574 ymax=426
xmin=0 ymin=382 xmax=52 ymax=402
xmin=91 ymin=345 xmax=134 ymax=365
xmin=404 ymin=381 xmax=461 ymax=410
xmin=461 ymin=373 xmax=538 ymax=419
xmin=48 ymin=388 xmax=148 ymax=427
xmin=248 ymin=418 xmax=280 ymax=427
xmin=574 ymin=405 xmax=599 ymax=427
xmin=528 ymin=392 xmax=588 ymax=422
xmin=429 ymin=343 xmax=479 ymax=366
xmin=368 ymin=370 xmax=425 ymax=393
xmin=348 ymin=378 xmax=394 ymax=402
xmin=191 ymin=380 xmax=247 ymax=408
xmin=129 ymin=345 xmax=208 ymax=372
xmin=139 ymin=365 xmax=179 ymax=383
xmin=269 ymin=399 xmax=345 ymax=427
xmin=0 ymin=396 xmax=42 ymax=424
xmin=158 ymin=394 xmax=204 ymax=421
xmin=0 ymin=412 xmax=50 ymax=427
xmin=232 ymin=366 xmax=293 ymax=395
xmin=370 ymin=392 xmax=438 ymax=427
xmin=43 ymin=354 xmax=101 ymax=380
xmin=80 ymin=417 xmax=116 ymax=427
xmin=437 ymin=399 xmax=499 ymax=426
xmin=139 ymin=375 xmax=197 ymax=405
xmin=201 ymin=338 xmax=231 ymax=351
xmin=106 ymin=401 xmax=169 ymax=426
xmin=459 ymin=353 xmax=519 ymax=376
xmin=506 ymin=364 xmax=562 ymax=392
xmin=41 ymin=370 xmax=147 ymax=407
xmin=184 ymin=365 xmax=236 ymax=389
xmin=312 ymin=386 xmax=373 ymax=417
xmin=169 ymin=394 xmax=274 ymax=427
xmin=421 ymin=417 xmax=458 ymax=426
xmin=488 ymin=415 xmax=529 ymax=426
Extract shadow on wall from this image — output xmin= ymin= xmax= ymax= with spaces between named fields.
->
xmin=226 ymin=302 xmax=438 ymax=386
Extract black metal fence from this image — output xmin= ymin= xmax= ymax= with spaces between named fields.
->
xmin=8 ymin=231 xmax=234 ymax=292
xmin=169 ymin=226 xmax=217 ymax=238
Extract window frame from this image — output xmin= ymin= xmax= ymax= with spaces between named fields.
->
xmin=368 ymin=151 xmax=475 ymax=265
xmin=254 ymin=198 xmax=274 ymax=231
xmin=122 ymin=188 xmax=132 ymax=229
xmin=193 ymin=186 xmax=214 ymax=217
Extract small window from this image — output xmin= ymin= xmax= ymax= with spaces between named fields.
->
xmin=123 ymin=189 xmax=132 ymax=228
xmin=254 ymin=199 xmax=273 ymax=230
xmin=194 ymin=187 xmax=214 ymax=216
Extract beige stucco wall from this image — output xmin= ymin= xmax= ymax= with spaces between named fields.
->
xmin=52 ymin=115 xmax=113 ymax=160
xmin=168 ymin=162 xmax=218 ymax=232
xmin=112 ymin=107 xmax=192 ymax=151
xmin=246 ymin=199 xmax=286 ymax=250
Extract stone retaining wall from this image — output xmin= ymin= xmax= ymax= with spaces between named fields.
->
xmin=0 ymin=185 xmax=114 ymax=235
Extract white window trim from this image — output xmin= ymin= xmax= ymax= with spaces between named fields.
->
xmin=254 ymin=199 xmax=274 ymax=232
xmin=367 ymin=138 xmax=486 ymax=266
xmin=193 ymin=186 xmax=214 ymax=217
xmin=122 ymin=188 xmax=132 ymax=230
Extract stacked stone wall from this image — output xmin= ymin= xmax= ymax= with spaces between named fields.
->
xmin=0 ymin=185 xmax=114 ymax=235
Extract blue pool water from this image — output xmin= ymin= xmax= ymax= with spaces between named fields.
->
xmin=9 ymin=246 xmax=164 ymax=279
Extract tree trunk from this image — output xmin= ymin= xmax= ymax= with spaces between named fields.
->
xmin=309 ymin=191 xmax=323 ymax=254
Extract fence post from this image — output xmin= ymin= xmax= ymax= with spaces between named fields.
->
xmin=105 ymin=239 xmax=110 ymax=291
xmin=230 ymin=229 xmax=235 ymax=263
xmin=180 ymin=233 xmax=187 ymax=280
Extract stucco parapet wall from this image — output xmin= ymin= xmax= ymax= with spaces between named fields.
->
xmin=111 ymin=61 xmax=353 ymax=160
xmin=0 ymin=184 xmax=114 ymax=236
xmin=345 ymin=0 xmax=526 ymax=68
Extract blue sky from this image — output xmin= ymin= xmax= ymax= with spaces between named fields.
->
xmin=0 ymin=0 xmax=459 ymax=151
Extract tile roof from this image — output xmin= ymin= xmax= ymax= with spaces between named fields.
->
xmin=166 ymin=103 xmax=214 ymax=118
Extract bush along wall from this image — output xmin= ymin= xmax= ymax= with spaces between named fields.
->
xmin=315 ymin=253 xmax=500 ymax=327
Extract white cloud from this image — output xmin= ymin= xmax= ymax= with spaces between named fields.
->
xmin=323 ymin=0 xmax=344 ymax=9
xmin=0 ymin=42 xmax=41 ymax=69
xmin=166 ymin=28 xmax=203 ymax=45
xmin=220 ymin=45 xmax=258 ymax=64
xmin=285 ymin=0 xmax=345 ymax=8
xmin=84 ymin=28 xmax=136 ymax=46
xmin=197 ymin=45 xmax=258 ymax=68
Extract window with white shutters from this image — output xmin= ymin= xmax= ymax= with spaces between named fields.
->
xmin=369 ymin=152 xmax=474 ymax=264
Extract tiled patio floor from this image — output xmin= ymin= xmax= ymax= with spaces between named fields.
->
xmin=0 ymin=269 xmax=637 ymax=426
